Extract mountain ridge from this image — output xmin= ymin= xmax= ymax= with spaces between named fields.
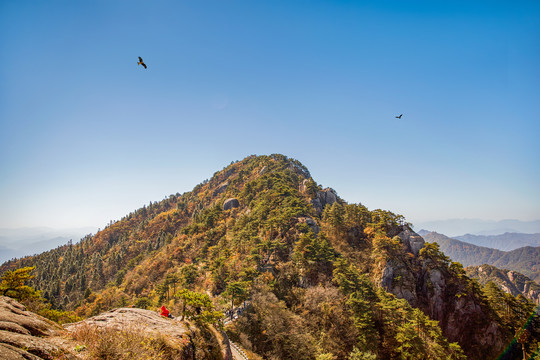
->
xmin=1 ymin=154 xmax=537 ymax=360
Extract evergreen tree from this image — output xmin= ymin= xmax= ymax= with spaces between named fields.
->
xmin=0 ymin=267 xmax=40 ymax=301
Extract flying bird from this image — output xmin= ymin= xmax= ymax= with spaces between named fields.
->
xmin=137 ymin=56 xmax=147 ymax=69
xmin=395 ymin=114 xmax=403 ymax=119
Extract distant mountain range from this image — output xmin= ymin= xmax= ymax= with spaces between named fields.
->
xmin=0 ymin=227 xmax=96 ymax=264
xmin=417 ymin=230 xmax=540 ymax=252
xmin=454 ymin=232 xmax=540 ymax=251
xmin=420 ymin=231 xmax=540 ymax=283
xmin=413 ymin=219 xmax=540 ymax=237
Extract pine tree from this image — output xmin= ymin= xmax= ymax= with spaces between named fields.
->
xmin=0 ymin=267 xmax=40 ymax=301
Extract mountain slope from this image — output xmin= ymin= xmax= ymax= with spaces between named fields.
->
xmin=465 ymin=264 xmax=540 ymax=304
xmin=421 ymin=231 xmax=540 ymax=283
xmin=2 ymin=154 xmax=537 ymax=360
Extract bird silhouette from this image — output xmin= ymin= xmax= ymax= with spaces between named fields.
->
xmin=395 ymin=114 xmax=403 ymax=119
xmin=137 ymin=56 xmax=147 ymax=69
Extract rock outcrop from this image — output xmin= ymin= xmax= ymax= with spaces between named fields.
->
xmin=297 ymin=216 xmax=320 ymax=234
xmin=65 ymin=307 xmax=190 ymax=339
xmin=65 ymin=307 xmax=232 ymax=360
xmin=466 ymin=264 xmax=540 ymax=304
xmin=223 ymin=198 xmax=240 ymax=211
xmin=213 ymin=181 xmax=229 ymax=196
xmin=506 ymin=270 xmax=540 ymax=303
xmin=0 ymin=297 xmax=232 ymax=360
xmin=311 ymin=188 xmax=338 ymax=213
xmin=397 ymin=227 xmax=425 ymax=256
xmin=0 ymin=296 xmax=69 ymax=360
xmin=376 ymin=227 xmax=508 ymax=360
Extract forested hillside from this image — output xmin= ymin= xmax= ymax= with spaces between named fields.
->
xmin=2 ymin=155 xmax=538 ymax=360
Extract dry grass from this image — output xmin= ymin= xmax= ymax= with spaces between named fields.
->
xmin=68 ymin=323 xmax=188 ymax=360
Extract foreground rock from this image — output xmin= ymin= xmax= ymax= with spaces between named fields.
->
xmin=65 ymin=307 xmax=190 ymax=339
xmin=65 ymin=307 xmax=232 ymax=360
xmin=0 ymin=296 xmax=71 ymax=360
xmin=0 ymin=297 xmax=232 ymax=360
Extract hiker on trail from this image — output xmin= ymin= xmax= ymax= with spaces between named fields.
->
xmin=160 ymin=305 xmax=172 ymax=318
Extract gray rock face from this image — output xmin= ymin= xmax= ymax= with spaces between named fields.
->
xmin=425 ymin=268 xmax=446 ymax=320
xmin=297 ymin=216 xmax=320 ymax=234
xmin=397 ymin=227 xmax=425 ymax=256
xmin=379 ymin=259 xmax=418 ymax=306
xmin=523 ymin=284 xmax=540 ymax=303
xmin=311 ymin=188 xmax=338 ymax=213
xmin=213 ymin=182 xmax=229 ymax=196
xmin=375 ymin=229 xmax=507 ymax=359
xmin=442 ymin=295 xmax=504 ymax=358
xmin=223 ymin=198 xmax=240 ymax=211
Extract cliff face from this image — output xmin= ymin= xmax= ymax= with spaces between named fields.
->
xmin=377 ymin=228 xmax=508 ymax=359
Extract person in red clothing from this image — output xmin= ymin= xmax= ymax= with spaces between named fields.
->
xmin=160 ymin=305 xmax=170 ymax=318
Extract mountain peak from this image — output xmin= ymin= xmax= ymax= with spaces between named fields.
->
xmin=211 ymin=154 xmax=311 ymax=183
xmin=2 ymin=155 xmax=537 ymax=360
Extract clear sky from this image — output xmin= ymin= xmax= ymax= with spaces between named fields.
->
xmin=1 ymin=0 xmax=539 ymax=230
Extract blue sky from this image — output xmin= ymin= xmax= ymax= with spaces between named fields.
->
xmin=1 ymin=0 xmax=539 ymax=229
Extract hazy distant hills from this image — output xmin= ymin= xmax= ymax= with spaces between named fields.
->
xmin=454 ymin=232 xmax=540 ymax=251
xmin=0 ymin=227 xmax=96 ymax=264
xmin=413 ymin=219 xmax=540 ymax=237
xmin=420 ymin=231 xmax=540 ymax=283
xmin=418 ymin=229 xmax=540 ymax=252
